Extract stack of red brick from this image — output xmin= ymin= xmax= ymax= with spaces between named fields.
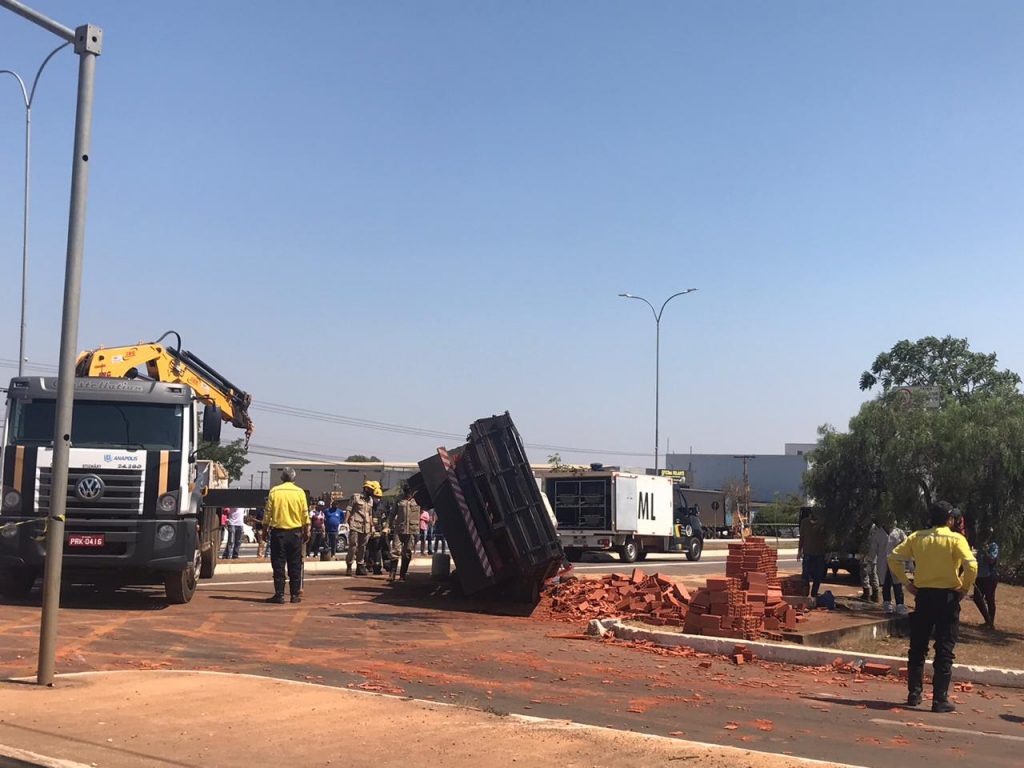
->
xmin=546 ymin=568 xmax=691 ymax=625
xmin=683 ymin=538 xmax=798 ymax=641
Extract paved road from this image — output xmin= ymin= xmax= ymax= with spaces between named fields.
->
xmin=0 ymin=571 xmax=1019 ymax=768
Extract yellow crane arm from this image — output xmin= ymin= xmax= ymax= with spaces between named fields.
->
xmin=74 ymin=331 xmax=254 ymax=442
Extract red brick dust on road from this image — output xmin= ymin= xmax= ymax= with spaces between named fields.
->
xmin=0 ymin=574 xmax=1021 ymax=768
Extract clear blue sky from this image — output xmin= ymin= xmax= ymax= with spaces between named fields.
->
xmin=1 ymin=2 xmax=1023 ymax=476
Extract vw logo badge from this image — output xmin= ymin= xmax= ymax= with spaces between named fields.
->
xmin=75 ymin=475 xmax=105 ymax=501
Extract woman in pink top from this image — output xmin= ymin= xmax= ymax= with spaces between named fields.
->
xmin=419 ymin=509 xmax=431 ymax=555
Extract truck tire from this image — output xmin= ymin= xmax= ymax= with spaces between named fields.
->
xmin=200 ymin=541 xmax=218 ymax=579
xmin=685 ymin=537 xmax=703 ymax=562
xmin=618 ymin=539 xmax=639 ymax=563
xmin=636 ymin=551 xmax=649 ymax=561
xmin=165 ymin=550 xmax=199 ymax=604
xmin=0 ymin=567 xmax=37 ymax=599
xmin=563 ymin=547 xmax=582 ymax=563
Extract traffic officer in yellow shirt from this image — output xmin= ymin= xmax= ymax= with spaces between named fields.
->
xmin=264 ymin=467 xmax=311 ymax=604
xmin=888 ymin=501 xmax=977 ymax=713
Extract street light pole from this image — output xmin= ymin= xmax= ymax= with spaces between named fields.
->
xmin=619 ymin=289 xmax=697 ymax=472
xmin=1 ymin=42 xmax=70 ymax=376
xmin=0 ymin=0 xmax=103 ymax=687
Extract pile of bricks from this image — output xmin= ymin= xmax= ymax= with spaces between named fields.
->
xmin=546 ymin=568 xmax=691 ymax=625
xmin=544 ymin=539 xmax=803 ymax=641
xmin=684 ymin=538 xmax=798 ymax=641
xmin=781 ymin=574 xmax=810 ymax=597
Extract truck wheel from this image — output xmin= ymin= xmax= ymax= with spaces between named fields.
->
xmin=200 ymin=541 xmax=218 ymax=579
xmin=685 ymin=538 xmax=703 ymax=562
xmin=563 ymin=547 xmax=582 ymax=563
xmin=0 ymin=567 xmax=37 ymax=599
xmin=619 ymin=539 xmax=639 ymax=563
xmin=165 ymin=550 xmax=199 ymax=604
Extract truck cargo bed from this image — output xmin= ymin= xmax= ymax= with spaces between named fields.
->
xmin=408 ymin=413 xmax=562 ymax=601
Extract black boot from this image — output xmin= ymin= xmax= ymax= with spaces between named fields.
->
xmin=871 ymin=588 xmax=880 ymax=604
xmin=356 ymin=564 xmax=368 ymax=576
xmin=400 ymin=552 xmax=411 ymax=580
xmin=860 ymin=588 xmax=871 ymax=601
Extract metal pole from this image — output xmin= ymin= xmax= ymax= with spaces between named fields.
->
xmin=619 ymin=289 xmax=697 ymax=474
xmin=654 ymin=317 xmax=660 ymax=473
xmin=37 ymin=23 xmax=102 ymax=688
xmin=18 ymin=103 xmax=30 ymax=375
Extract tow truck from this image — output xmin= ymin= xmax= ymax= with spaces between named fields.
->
xmin=0 ymin=331 xmax=253 ymax=604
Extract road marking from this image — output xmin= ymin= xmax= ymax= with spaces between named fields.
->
xmin=870 ymin=717 xmax=1024 ymax=743
xmin=0 ymin=743 xmax=95 ymax=768
xmin=44 ymin=669 xmax=871 ymax=768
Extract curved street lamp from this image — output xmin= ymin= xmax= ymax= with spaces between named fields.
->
xmin=1 ymin=41 xmax=71 ymax=376
xmin=618 ymin=289 xmax=698 ymax=472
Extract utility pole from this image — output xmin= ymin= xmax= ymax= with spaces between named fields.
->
xmin=249 ymin=474 xmax=254 ymax=489
xmin=733 ymin=455 xmax=756 ymax=539
xmin=0 ymin=0 xmax=104 ymax=687
xmin=258 ymin=470 xmax=267 ymax=489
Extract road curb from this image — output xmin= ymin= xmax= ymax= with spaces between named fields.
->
xmin=588 ymin=618 xmax=1024 ymax=689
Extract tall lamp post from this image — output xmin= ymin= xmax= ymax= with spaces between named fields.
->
xmin=0 ymin=0 xmax=103 ymax=687
xmin=618 ymin=289 xmax=697 ymax=472
xmin=1 ymin=41 xmax=70 ymax=375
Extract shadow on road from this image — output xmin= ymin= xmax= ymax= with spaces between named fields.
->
xmin=801 ymin=694 xmax=904 ymax=711
xmin=346 ymin=579 xmax=540 ymax=618
xmin=0 ymin=585 xmax=168 ymax=612
xmin=208 ymin=594 xmax=279 ymax=605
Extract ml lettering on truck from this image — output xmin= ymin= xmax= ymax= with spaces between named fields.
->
xmin=638 ymin=491 xmax=656 ymax=520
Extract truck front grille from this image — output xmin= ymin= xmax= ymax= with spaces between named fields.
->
xmin=37 ymin=467 xmax=144 ymax=518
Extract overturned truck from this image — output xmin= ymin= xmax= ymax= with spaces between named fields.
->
xmin=407 ymin=413 xmax=562 ymax=602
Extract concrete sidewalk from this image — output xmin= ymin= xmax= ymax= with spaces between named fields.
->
xmin=0 ymin=671 xmax=860 ymax=768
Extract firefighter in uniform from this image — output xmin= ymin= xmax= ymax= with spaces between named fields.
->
xmin=346 ymin=482 xmax=376 ymax=576
xmin=264 ymin=467 xmax=311 ymax=604
xmin=888 ymin=501 xmax=977 ymax=713
xmin=365 ymin=486 xmax=392 ymax=575
xmin=394 ymin=486 xmax=421 ymax=581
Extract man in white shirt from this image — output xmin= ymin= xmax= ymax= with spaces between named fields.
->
xmin=223 ymin=506 xmax=246 ymax=559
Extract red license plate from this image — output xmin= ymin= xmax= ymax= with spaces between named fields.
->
xmin=68 ymin=534 xmax=105 ymax=548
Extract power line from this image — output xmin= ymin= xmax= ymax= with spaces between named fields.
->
xmin=0 ymin=358 xmax=650 ymax=458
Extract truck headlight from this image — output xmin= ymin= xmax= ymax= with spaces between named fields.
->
xmin=157 ymin=524 xmax=176 ymax=543
xmin=158 ymin=493 xmax=178 ymax=514
xmin=1 ymin=522 xmax=18 ymax=538
xmin=2 ymin=490 xmax=20 ymax=511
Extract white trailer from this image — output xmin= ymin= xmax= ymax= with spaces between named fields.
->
xmin=545 ymin=471 xmax=704 ymax=563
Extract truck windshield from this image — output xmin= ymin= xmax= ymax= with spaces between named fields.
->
xmin=7 ymin=400 xmax=183 ymax=451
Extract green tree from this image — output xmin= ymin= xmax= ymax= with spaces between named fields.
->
xmin=197 ymin=439 xmax=249 ymax=483
xmin=859 ymin=335 xmax=1020 ymax=403
xmin=808 ymin=336 xmax=1024 ymax=563
xmin=345 ymin=454 xmax=381 ymax=462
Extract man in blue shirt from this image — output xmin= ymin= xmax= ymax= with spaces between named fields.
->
xmin=325 ymin=501 xmax=344 ymax=558
xmin=972 ymin=527 xmax=999 ymax=630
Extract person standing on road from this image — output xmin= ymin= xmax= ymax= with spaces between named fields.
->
xmin=346 ymin=483 xmax=375 ymax=576
xmin=394 ymin=487 xmax=421 ymax=580
xmin=309 ymin=502 xmax=326 ymax=557
xmin=797 ymin=507 xmax=826 ymax=598
xmin=325 ymin=500 xmax=343 ymax=559
xmin=432 ymin=511 xmax=446 ymax=555
xmin=888 ymin=501 xmax=977 ymax=713
xmin=223 ymin=507 xmax=245 ymax=560
xmin=418 ymin=507 xmax=431 ymax=555
xmin=251 ymin=507 xmax=267 ymax=559
xmin=860 ymin=519 xmax=886 ymax=602
xmin=264 ymin=468 xmax=311 ymax=604
xmin=972 ymin=527 xmax=999 ymax=630
xmin=880 ymin=519 xmax=908 ymax=616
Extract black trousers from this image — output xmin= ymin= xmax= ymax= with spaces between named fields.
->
xmin=908 ymin=588 xmax=960 ymax=701
xmin=270 ymin=528 xmax=303 ymax=597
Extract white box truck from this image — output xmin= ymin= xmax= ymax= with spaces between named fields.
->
xmin=545 ymin=471 xmax=704 ymax=563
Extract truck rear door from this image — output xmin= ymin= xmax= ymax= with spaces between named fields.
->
xmin=616 ymin=474 xmax=673 ymax=536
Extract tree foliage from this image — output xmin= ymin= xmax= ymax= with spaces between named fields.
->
xmin=859 ymin=335 xmax=1020 ymax=403
xmin=345 ymin=454 xmax=381 ymax=462
xmin=197 ymin=439 xmax=249 ymax=483
xmin=754 ymin=494 xmax=803 ymax=526
xmin=809 ymin=336 xmax=1024 ymax=562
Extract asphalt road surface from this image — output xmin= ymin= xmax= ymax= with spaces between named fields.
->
xmin=0 ymin=566 xmax=1020 ymax=768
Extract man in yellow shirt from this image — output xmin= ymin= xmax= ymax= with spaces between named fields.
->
xmin=888 ymin=501 xmax=977 ymax=713
xmin=264 ymin=467 xmax=311 ymax=604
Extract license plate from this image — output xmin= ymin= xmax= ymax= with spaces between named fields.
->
xmin=68 ymin=534 xmax=105 ymax=548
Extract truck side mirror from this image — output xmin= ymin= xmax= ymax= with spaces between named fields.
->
xmin=202 ymin=406 xmax=222 ymax=443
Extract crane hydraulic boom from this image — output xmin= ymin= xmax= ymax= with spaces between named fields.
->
xmin=74 ymin=330 xmax=254 ymax=442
